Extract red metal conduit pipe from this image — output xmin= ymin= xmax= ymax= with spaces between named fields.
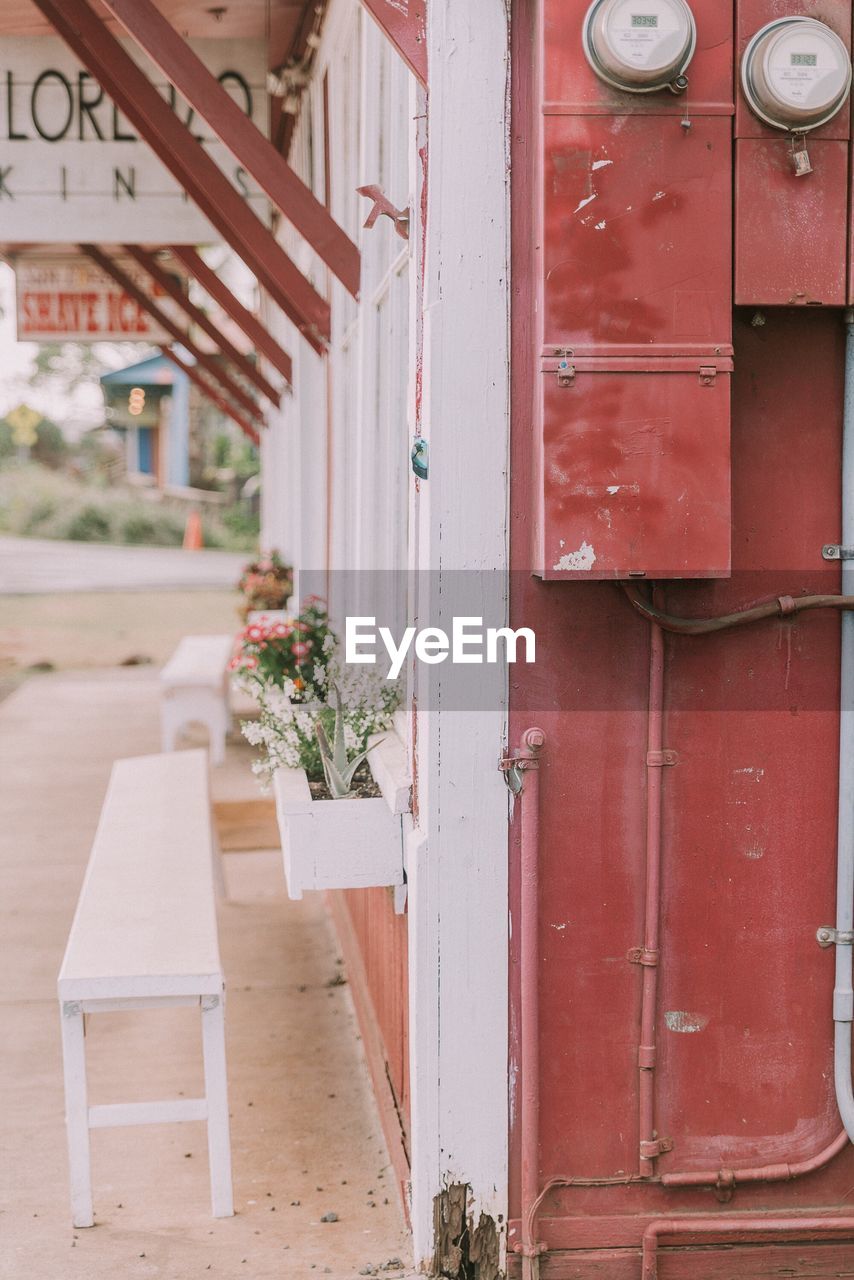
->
xmin=622 ymin=579 xmax=853 ymax=1190
xmin=639 ymin=614 xmax=665 ymax=1176
xmin=641 ymin=1215 xmax=854 ymax=1280
xmin=660 ymin=1127 xmax=849 ymax=1192
xmin=517 ymin=595 xmax=853 ymax=1263
xmin=511 ymin=727 xmax=547 ymax=1280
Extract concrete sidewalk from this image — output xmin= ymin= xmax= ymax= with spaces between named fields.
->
xmin=0 ymin=536 xmax=246 ymax=595
xmin=0 ymin=669 xmax=410 ymax=1280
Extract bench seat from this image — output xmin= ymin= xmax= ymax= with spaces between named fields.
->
xmin=58 ymin=749 xmax=233 ymax=1226
xmin=160 ymin=634 xmax=234 ymax=765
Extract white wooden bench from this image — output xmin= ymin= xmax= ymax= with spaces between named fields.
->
xmin=58 ymin=749 xmax=233 ymax=1227
xmin=160 ymin=634 xmax=234 ymax=766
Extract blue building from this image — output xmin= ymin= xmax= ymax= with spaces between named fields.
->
xmin=100 ymin=353 xmax=190 ymax=488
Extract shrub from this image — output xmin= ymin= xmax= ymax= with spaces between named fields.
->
xmin=221 ymin=504 xmax=261 ymax=542
xmin=120 ymin=510 xmax=185 ymax=546
xmin=31 ymin=420 xmax=67 ymax=470
xmin=0 ymin=463 xmax=260 ymax=552
xmin=0 ymin=422 xmax=15 ymax=465
xmin=66 ymin=505 xmax=112 ymax=542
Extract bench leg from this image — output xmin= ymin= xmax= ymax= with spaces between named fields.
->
xmin=201 ymin=993 xmax=233 ymax=1218
xmin=210 ymin=702 xmax=228 ymax=767
xmin=60 ymin=1002 xmax=94 ymax=1228
xmin=210 ymin=820 xmax=228 ymax=901
xmin=160 ymin=698 xmax=179 ymax=754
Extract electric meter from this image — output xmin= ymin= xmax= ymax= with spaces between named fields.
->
xmin=741 ymin=17 xmax=852 ymax=132
xmin=583 ymin=0 xmax=697 ymax=94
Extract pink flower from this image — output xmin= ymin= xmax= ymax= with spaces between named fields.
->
xmin=272 ymin=622 xmax=289 ymax=638
xmin=246 ymin=625 xmax=264 ymax=642
xmin=291 ymin=640 xmax=311 ymax=659
xmin=243 ymin=655 xmax=259 ymax=669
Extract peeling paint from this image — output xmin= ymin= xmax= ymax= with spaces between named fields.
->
xmin=592 ymin=158 xmax=613 ymax=171
xmin=573 ymin=193 xmax=597 ymax=215
xmin=734 ymin=766 xmax=765 ymax=781
xmin=652 ymin=190 xmax=667 ymax=201
xmin=553 ymin=540 xmax=596 ymax=572
xmin=594 ymin=220 xmax=607 ymax=230
xmin=665 ymin=1010 xmax=709 ymax=1034
xmin=744 ymin=845 xmax=765 ymax=860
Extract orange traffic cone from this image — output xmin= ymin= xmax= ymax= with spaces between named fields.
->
xmin=183 ymin=509 xmax=204 ymax=551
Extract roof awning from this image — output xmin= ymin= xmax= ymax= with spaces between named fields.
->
xmin=29 ymin=0 xmax=359 ymax=353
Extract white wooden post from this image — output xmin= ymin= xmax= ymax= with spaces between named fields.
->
xmin=408 ymin=0 xmax=512 ymax=1268
xmin=60 ymin=1002 xmax=94 ymax=1228
xmin=201 ymin=992 xmax=234 ymax=1218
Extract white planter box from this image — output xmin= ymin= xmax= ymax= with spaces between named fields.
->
xmin=273 ymin=766 xmax=405 ymax=900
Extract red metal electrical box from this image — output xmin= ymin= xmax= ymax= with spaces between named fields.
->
xmin=534 ymin=0 xmax=734 ymax=580
xmin=542 ymin=115 xmax=732 ymax=351
xmin=540 ymin=355 xmax=732 ymax=579
xmin=734 ymin=0 xmax=852 ymax=306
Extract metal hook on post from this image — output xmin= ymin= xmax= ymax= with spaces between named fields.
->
xmin=357 ymin=184 xmax=410 ymax=240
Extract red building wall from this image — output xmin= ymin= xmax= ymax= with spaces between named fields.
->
xmin=510 ymin=1 xmax=854 ymax=1273
xmin=329 ymin=888 xmax=411 ymax=1198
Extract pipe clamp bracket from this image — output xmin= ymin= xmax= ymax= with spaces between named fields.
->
xmin=817 ymin=926 xmax=854 ymax=948
xmin=640 ymin=1137 xmax=673 ymax=1159
xmin=822 ymin=544 xmax=854 ymax=561
xmin=646 ymin=750 xmax=678 ymax=767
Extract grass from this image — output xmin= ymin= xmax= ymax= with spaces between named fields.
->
xmin=0 ymin=464 xmax=259 ymax=552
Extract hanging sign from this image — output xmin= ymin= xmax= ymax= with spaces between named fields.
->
xmin=13 ymin=254 xmax=174 ymax=342
xmin=0 ymin=37 xmax=268 ymax=244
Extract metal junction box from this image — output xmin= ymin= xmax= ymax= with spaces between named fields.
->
xmin=534 ymin=0 xmax=734 ymax=580
xmin=540 ymin=355 xmax=732 ymax=579
xmin=542 ymin=114 xmax=732 ymax=351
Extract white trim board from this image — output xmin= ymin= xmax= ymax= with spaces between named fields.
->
xmin=408 ymin=0 xmax=512 ymax=1268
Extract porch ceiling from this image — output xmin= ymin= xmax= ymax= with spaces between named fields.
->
xmin=0 ymin=0 xmax=308 ymax=65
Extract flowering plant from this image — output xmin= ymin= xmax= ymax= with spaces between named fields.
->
xmin=242 ymin=657 xmax=400 ymax=790
xmin=230 ymin=597 xmax=335 ymax=698
xmin=236 ymin=549 xmax=294 ymax=620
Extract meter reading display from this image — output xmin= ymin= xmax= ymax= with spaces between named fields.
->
xmin=632 ymin=14 xmax=659 ymax=25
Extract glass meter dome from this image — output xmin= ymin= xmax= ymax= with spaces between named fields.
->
xmin=583 ymin=0 xmax=697 ymax=93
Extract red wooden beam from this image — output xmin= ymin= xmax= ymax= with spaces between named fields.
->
xmin=361 ymin=0 xmax=427 ymax=86
xmin=99 ymin=0 xmax=360 ymax=299
xmin=170 ymin=246 xmax=293 ymax=385
xmin=31 ymin=0 xmax=330 ymax=353
xmin=160 ymin=346 xmax=260 ymax=448
xmin=82 ymin=245 xmax=265 ymax=428
xmin=122 ymin=245 xmax=282 ymax=406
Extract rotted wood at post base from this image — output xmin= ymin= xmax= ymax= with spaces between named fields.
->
xmin=511 ymin=0 xmax=854 ymax=1275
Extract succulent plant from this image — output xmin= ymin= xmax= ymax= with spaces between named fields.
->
xmin=315 ymin=684 xmax=383 ymax=799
